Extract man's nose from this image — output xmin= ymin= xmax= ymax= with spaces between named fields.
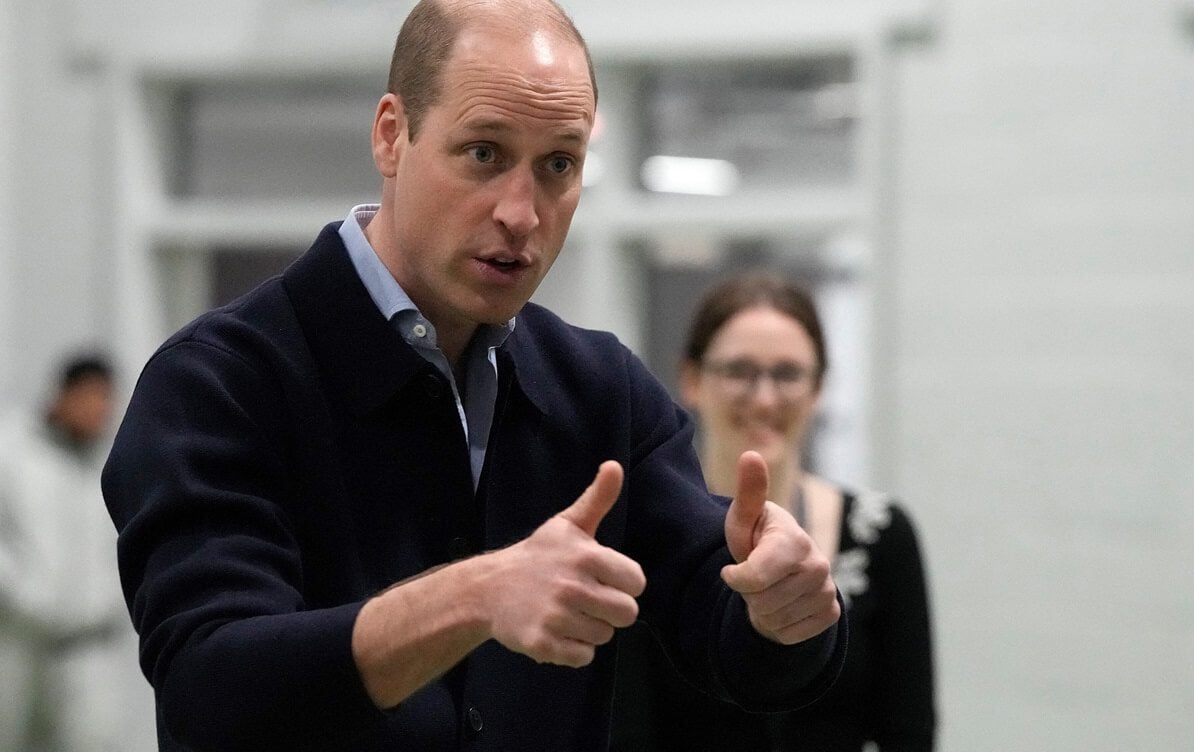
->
xmin=493 ymin=167 xmax=540 ymax=238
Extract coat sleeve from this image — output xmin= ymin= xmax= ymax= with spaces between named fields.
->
xmin=102 ymin=339 xmax=386 ymax=752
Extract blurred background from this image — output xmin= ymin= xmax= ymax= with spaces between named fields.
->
xmin=1 ymin=0 xmax=1192 ymax=748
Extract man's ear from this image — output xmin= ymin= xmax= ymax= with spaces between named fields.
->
xmin=371 ymin=93 xmax=407 ymax=178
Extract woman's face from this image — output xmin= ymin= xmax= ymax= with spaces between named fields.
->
xmin=681 ymin=305 xmax=822 ymax=472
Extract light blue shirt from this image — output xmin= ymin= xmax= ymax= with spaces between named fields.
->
xmin=339 ymin=204 xmax=513 ymax=487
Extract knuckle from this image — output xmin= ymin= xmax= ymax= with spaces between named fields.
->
xmin=608 ymin=606 xmax=634 ymax=629
xmin=574 ymin=645 xmax=596 ymax=667
xmin=526 ymin=631 xmax=553 ymax=659
xmin=594 ymin=623 xmax=616 ymax=645
xmin=574 ymin=545 xmax=604 ymax=571
xmin=827 ymin=593 xmax=842 ymax=621
xmin=806 ymin=554 xmax=830 ymax=580
xmin=557 ymin=578 xmax=587 ymax=605
xmin=628 ymin=566 xmax=647 ymax=596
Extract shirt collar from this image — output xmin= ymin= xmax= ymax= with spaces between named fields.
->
xmin=338 ymin=204 xmax=516 ymax=352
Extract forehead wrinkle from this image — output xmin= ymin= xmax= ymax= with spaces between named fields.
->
xmin=447 ymin=71 xmax=594 ymax=133
xmin=453 ymin=61 xmax=592 ymax=105
xmin=455 ymin=91 xmax=592 ymax=126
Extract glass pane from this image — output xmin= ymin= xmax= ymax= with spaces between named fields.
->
xmin=636 ymin=56 xmax=857 ymax=195
xmin=166 ymin=76 xmax=383 ymax=200
xmin=210 ymin=247 xmax=303 ymax=306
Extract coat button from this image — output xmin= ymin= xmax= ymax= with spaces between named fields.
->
xmin=467 ymin=706 xmax=483 ymax=732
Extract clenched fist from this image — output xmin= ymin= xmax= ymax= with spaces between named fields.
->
xmin=482 ymin=460 xmax=646 ymax=666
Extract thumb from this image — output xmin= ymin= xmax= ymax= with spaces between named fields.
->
xmin=724 ymin=450 xmax=769 ymax=563
xmin=558 ymin=460 xmax=624 ymax=538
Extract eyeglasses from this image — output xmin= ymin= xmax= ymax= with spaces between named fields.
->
xmin=701 ymin=358 xmax=817 ymax=401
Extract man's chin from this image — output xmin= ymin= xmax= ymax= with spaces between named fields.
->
xmin=476 ymin=307 xmax=522 ymax=326
xmin=463 ymin=298 xmax=524 ymax=327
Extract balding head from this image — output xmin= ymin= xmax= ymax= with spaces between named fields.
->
xmin=387 ymin=0 xmax=597 ymax=141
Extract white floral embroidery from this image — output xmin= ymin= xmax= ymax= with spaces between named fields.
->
xmin=833 ymin=491 xmax=896 ymax=606
xmin=848 ymin=490 xmax=894 ymax=545
xmin=833 ymin=548 xmax=870 ymax=607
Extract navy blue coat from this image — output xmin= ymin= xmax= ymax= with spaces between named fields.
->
xmin=102 ymin=223 xmax=845 ymax=751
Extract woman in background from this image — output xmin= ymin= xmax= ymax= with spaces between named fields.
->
xmin=618 ymin=273 xmax=936 ymax=751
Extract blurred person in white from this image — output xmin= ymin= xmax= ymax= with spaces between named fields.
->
xmin=0 ymin=353 xmax=155 ymax=752
xmin=620 ymin=274 xmax=936 ymax=750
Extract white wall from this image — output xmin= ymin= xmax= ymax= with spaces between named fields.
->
xmin=0 ymin=0 xmax=16 ymax=401
xmin=1 ymin=0 xmax=1192 ymax=749
xmin=0 ymin=0 xmax=115 ymax=404
xmin=893 ymin=1 xmax=1194 ymax=748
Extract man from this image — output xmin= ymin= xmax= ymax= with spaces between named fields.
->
xmin=102 ymin=1 xmax=846 ymax=750
xmin=0 ymin=354 xmax=155 ymax=752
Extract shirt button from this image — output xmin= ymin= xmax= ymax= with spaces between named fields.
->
xmin=412 ymin=323 xmax=428 ymax=338
xmin=467 ymin=706 xmax=483 ymax=732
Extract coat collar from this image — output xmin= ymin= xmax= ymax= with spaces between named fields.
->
xmin=282 ymin=222 xmax=428 ymax=417
xmin=281 ymin=222 xmax=550 ymax=419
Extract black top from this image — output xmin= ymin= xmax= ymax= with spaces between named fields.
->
xmin=613 ymin=490 xmax=936 ymax=751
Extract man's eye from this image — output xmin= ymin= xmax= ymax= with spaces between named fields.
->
xmin=546 ymin=155 xmax=574 ymax=175
xmin=469 ymin=145 xmax=497 ymax=163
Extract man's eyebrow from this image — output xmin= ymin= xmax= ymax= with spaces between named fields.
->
xmin=461 ymin=118 xmax=512 ymax=135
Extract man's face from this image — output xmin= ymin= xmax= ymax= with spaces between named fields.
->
xmin=377 ymin=24 xmax=594 ymax=340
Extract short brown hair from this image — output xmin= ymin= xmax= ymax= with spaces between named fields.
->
xmin=683 ymin=273 xmax=828 ymax=386
xmin=387 ymin=0 xmax=598 ymax=140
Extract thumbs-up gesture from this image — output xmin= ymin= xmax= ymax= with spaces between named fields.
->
xmin=483 ymin=461 xmax=646 ymax=667
xmin=721 ymin=451 xmax=841 ymax=645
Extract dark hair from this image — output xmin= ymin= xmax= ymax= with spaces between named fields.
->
xmin=387 ymin=0 xmax=598 ymax=141
xmin=683 ymin=273 xmax=828 ymax=386
xmin=58 ymin=353 xmax=114 ymax=390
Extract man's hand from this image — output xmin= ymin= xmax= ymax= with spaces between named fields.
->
xmin=721 ymin=451 xmax=840 ymax=645
xmin=483 ymin=460 xmax=646 ymax=667
xmin=352 ymin=461 xmax=645 ymax=709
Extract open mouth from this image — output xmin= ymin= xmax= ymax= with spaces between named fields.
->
xmin=485 ymin=258 xmax=522 ymax=270
xmin=476 ymin=255 xmax=530 ymax=277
